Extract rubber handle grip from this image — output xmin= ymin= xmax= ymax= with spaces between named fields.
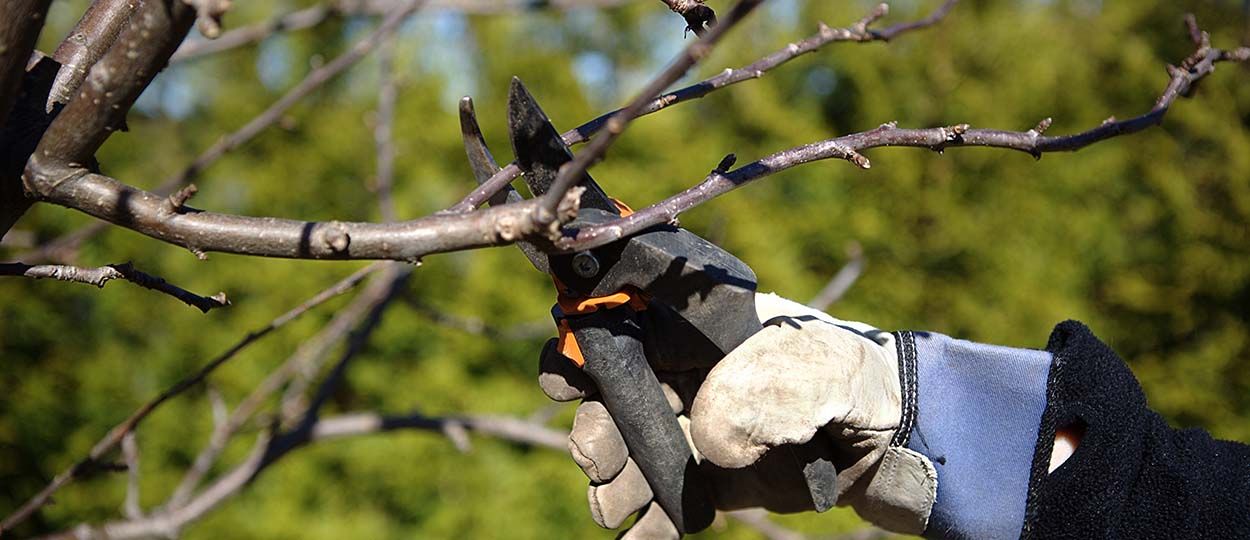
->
xmin=569 ymin=308 xmax=715 ymax=535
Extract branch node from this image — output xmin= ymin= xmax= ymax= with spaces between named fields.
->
xmin=165 ymin=184 xmax=199 ymax=214
xmin=1030 ymin=117 xmax=1053 ymax=135
xmin=322 ymin=223 xmax=352 ymax=253
xmin=443 ymin=421 xmax=472 ymax=453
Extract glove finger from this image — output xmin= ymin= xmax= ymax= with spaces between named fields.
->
xmin=588 ymin=458 xmax=653 ymax=529
xmin=618 ymin=502 xmax=679 ymax=540
xmin=538 ymin=338 xmax=597 ymax=402
xmin=660 ymin=382 xmax=683 ymax=415
xmin=570 ymin=400 xmax=628 ymax=483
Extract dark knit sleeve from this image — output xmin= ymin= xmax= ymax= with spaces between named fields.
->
xmin=1021 ymin=321 xmax=1250 ymax=538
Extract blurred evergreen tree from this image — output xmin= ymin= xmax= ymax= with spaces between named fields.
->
xmin=2 ymin=0 xmax=1247 ymax=537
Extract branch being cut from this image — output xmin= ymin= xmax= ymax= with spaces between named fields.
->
xmin=557 ymin=20 xmax=1250 ymax=252
xmin=0 ymin=261 xmax=229 ymax=312
xmin=450 ymin=0 xmax=957 ymax=212
xmin=537 ymin=0 xmax=764 ymax=223
xmin=0 ymin=264 xmax=379 ymax=533
xmin=22 ymin=162 xmax=583 ymax=261
xmin=21 ymin=0 xmax=956 ymax=261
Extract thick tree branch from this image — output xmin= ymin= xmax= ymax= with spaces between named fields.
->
xmin=46 ymin=0 xmax=141 ymax=113
xmin=0 ymin=261 xmax=229 ymax=312
xmin=450 ymin=0 xmax=957 ymax=212
xmin=0 ymin=264 xmax=379 ymax=533
xmin=558 ymin=23 xmax=1250 ymax=252
xmin=0 ymin=0 xmax=53 ymax=236
xmin=23 ymin=163 xmax=582 ymax=261
xmin=538 ymin=0 xmax=765 ymax=222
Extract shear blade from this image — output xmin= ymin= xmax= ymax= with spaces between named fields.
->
xmin=506 ymin=77 xmax=618 ymax=215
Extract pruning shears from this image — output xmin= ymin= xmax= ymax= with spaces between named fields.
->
xmin=461 ymin=78 xmax=838 ymax=534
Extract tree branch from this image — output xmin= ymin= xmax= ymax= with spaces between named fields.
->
xmin=0 ymin=261 xmax=229 ymax=312
xmin=450 ymin=0 xmax=957 ymax=212
xmin=22 ymin=163 xmax=583 ymax=261
xmin=0 ymin=264 xmax=379 ymax=533
xmin=557 ymin=21 xmax=1250 ymax=252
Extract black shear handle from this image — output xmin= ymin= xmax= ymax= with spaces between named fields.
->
xmin=569 ymin=307 xmax=715 ymax=535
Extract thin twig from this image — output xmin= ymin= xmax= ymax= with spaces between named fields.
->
xmin=807 ymin=242 xmax=864 ymax=311
xmin=170 ymin=0 xmax=638 ymax=63
xmin=121 ymin=433 xmax=142 ymax=520
xmin=374 ymin=38 xmax=399 ymax=223
xmin=402 ymin=292 xmax=551 ymax=340
xmin=450 ymin=1 xmax=958 ymax=212
xmin=156 ymin=0 xmax=428 ymax=197
xmin=311 ymin=411 xmax=567 ymax=449
xmin=0 ymin=263 xmax=380 ymax=533
xmin=537 ymin=0 xmax=765 ymax=222
xmin=724 ymin=509 xmax=808 ymax=540
xmin=169 ymin=263 xmax=399 ymax=507
xmin=172 ymin=4 xmax=331 ymax=63
xmin=0 ymin=262 xmax=229 ymax=312
xmin=558 ymin=23 xmax=1250 ymax=252
xmin=43 ymin=408 xmax=565 ymax=540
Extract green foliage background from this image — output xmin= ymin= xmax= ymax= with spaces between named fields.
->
xmin=2 ymin=0 xmax=1248 ymax=537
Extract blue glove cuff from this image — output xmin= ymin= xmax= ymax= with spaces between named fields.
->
xmin=892 ymin=331 xmax=1052 ymax=539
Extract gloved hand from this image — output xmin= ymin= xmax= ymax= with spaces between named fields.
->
xmin=537 ymin=293 xmax=938 ymax=538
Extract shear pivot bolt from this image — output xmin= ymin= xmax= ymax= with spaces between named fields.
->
xmin=572 ymin=252 xmax=600 ymax=278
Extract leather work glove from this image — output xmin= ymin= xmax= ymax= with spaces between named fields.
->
xmin=537 ymin=292 xmax=938 ymax=538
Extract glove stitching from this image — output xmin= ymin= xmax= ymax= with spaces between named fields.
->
xmin=890 ymin=331 xmax=918 ymax=447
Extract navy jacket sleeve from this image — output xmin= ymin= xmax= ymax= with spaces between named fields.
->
xmin=1020 ymin=321 xmax=1250 ymax=538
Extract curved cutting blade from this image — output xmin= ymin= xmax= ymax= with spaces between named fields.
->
xmin=507 ymin=77 xmax=618 ymax=215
